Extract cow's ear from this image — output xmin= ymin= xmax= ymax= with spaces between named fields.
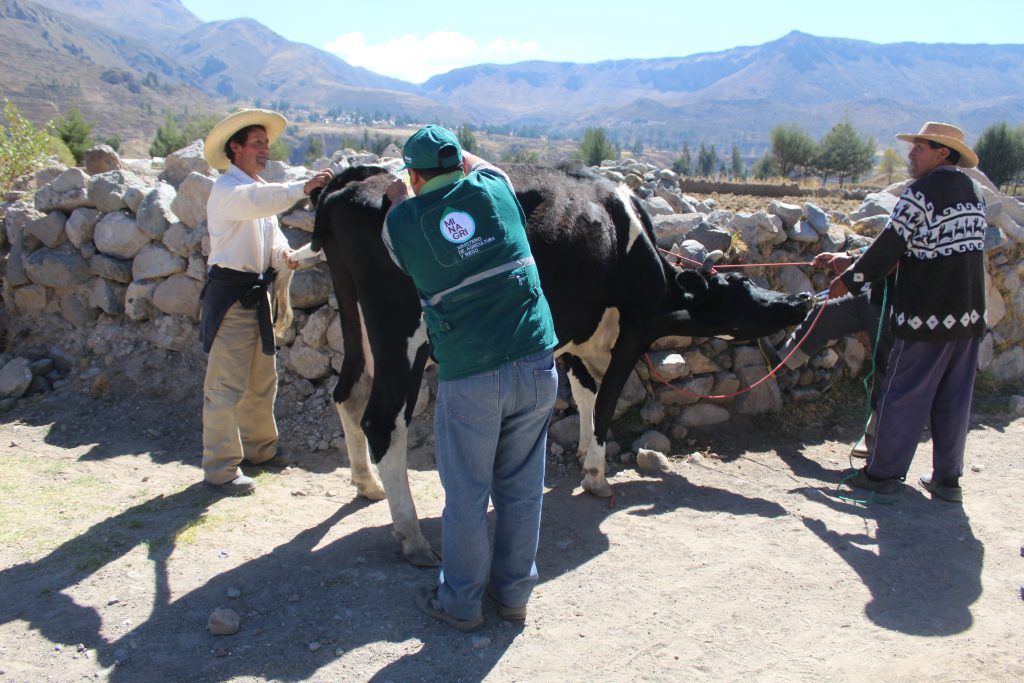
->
xmin=676 ymin=270 xmax=709 ymax=301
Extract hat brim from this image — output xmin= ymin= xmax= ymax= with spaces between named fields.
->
xmin=204 ymin=109 xmax=287 ymax=171
xmin=896 ymin=132 xmax=978 ymax=168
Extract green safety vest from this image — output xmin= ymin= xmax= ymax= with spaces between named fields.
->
xmin=384 ymin=168 xmax=557 ymax=380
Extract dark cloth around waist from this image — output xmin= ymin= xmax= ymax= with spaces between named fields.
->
xmin=199 ymin=265 xmax=279 ymax=355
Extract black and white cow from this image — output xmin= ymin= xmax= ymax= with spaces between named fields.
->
xmin=279 ymin=163 xmax=813 ymax=566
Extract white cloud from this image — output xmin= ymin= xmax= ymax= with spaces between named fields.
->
xmin=324 ymin=31 xmax=542 ymax=83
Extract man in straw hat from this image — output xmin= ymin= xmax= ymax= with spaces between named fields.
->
xmin=383 ymin=125 xmax=558 ymax=631
xmin=828 ymin=122 xmax=986 ymax=503
xmin=199 ymin=108 xmax=332 ymax=495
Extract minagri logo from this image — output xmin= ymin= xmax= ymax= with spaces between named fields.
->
xmin=440 ymin=209 xmax=475 ymax=244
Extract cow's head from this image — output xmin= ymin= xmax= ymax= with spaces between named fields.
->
xmin=675 ymin=269 xmax=814 ymax=339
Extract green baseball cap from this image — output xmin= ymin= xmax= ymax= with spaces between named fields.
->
xmin=402 ymin=125 xmax=463 ymax=171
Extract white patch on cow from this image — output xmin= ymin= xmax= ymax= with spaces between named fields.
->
xmin=615 ymin=185 xmax=644 ymax=252
xmin=334 ymin=375 xmax=384 ymax=501
xmin=376 ymin=420 xmax=437 ymax=565
xmin=558 ymin=307 xmax=620 ymax=368
xmin=407 ymin=318 xmax=428 ymax=366
xmin=556 ymin=306 xmax=619 ymax=498
xmin=356 ymin=302 xmax=374 ymax=379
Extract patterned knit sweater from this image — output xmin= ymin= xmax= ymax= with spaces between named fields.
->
xmin=839 ymin=166 xmax=986 ymax=341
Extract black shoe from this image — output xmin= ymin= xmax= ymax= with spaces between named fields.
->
xmin=415 ymin=587 xmax=484 ymax=632
xmin=846 ymin=467 xmax=900 ymax=495
xmin=243 ymin=447 xmax=293 ymax=469
xmin=206 ymin=474 xmax=256 ymax=496
xmin=487 ymin=587 xmax=527 ymax=621
xmin=919 ymin=474 xmax=963 ymax=503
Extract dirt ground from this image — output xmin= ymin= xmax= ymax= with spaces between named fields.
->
xmin=1 ymin=365 xmax=1022 ymax=683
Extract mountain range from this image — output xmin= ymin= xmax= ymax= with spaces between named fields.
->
xmin=4 ymin=0 xmax=1023 ymax=157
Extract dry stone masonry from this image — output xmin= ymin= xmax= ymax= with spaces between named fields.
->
xmin=2 ymin=144 xmax=1023 ymax=461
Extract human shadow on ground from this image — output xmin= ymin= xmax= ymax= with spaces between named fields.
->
xmin=2 ymin=455 xmax=788 ymax=682
xmin=0 ymin=483 xmax=214 ymax=653
xmin=796 ymin=485 xmax=982 ymax=636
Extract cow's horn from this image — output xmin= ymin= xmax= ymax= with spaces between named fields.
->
xmin=702 ymin=250 xmax=725 ymax=272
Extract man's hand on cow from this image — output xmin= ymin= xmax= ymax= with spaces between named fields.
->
xmin=284 ymin=248 xmax=300 ymax=270
xmin=812 ymin=252 xmax=854 ymax=275
xmin=303 ymin=169 xmax=333 ymax=196
xmin=386 ymin=177 xmax=409 ymax=205
xmin=828 ymin=275 xmax=849 ymax=299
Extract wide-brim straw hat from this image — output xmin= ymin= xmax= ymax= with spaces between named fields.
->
xmin=896 ymin=121 xmax=978 ymax=168
xmin=204 ymin=109 xmax=287 ymax=170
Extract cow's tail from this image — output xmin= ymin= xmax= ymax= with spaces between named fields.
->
xmin=272 ymin=265 xmax=295 ymax=336
xmin=272 ymin=244 xmax=323 ymax=336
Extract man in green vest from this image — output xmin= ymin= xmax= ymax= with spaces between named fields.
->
xmin=384 ymin=125 xmax=558 ymax=631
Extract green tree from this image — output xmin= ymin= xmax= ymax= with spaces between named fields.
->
xmin=502 ymin=147 xmax=540 ymax=164
xmin=54 ymin=106 xmax=94 ymax=164
xmin=104 ymin=133 xmax=122 ymax=153
xmin=630 ymin=139 xmax=643 ymax=156
xmin=457 ymin=124 xmax=477 ymax=153
xmin=149 ymin=112 xmax=219 ymax=157
xmin=877 ymin=146 xmax=905 ymax=185
xmin=578 ymin=127 xmax=617 ymax=166
xmin=730 ymin=144 xmax=745 ymax=179
xmin=696 ymin=143 xmax=719 ymax=177
xmin=149 ymin=112 xmax=183 ymax=157
xmin=1 ymin=99 xmax=52 ymax=191
xmin=770 ymin=124 xmax=817 ymax=178
xmin=304 ymin=135 xmax=324 ymax=165
xmin=269 ymin=137 xmax=290 ymax=162
xmin=752 ymin=152 xmax=779 ymax=180
xmin=672 ymin=143 xmax=692 ymax=175
xmin=975 ymin=122 xmax=1024 ymax=189
xmin=812 ymin=121 xmax=875 ymax=187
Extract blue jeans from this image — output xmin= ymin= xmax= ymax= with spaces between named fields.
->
xmin=434 ymin=350 xmax=557 ymax=621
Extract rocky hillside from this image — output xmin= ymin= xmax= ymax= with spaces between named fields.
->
xmin=0 ymin=0 xmax=219 ymax=153
xmin=422 ymin=32 xmax=1024 ymax=145
xmin=3 ymin=1 xmax=1023 ymax=154
xmin=30 ymin=0 xmax=202 ymax=47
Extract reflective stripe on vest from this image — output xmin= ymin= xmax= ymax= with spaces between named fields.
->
xmin=420 ymin=256 xmax=536 ymax=307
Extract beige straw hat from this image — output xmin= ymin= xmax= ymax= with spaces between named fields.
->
xmin=203 ymin=109 xmax=287 ymax=170
xmin=896 ymin=122 xmax=978 ymax=168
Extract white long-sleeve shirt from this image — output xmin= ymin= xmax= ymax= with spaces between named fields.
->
xmin=206 ymin=164 xmax=307 ymax=274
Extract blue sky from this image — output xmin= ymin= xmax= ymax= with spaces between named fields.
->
xmin=180 ymin=0 xmax=1021 ymax=83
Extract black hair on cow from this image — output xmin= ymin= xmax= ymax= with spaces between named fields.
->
xmin=224 ymin=124 xmax=266 ymax=163
xmin=927 ymin=140 xmax=961 ymax=165
xmin=310 ymin=164 xmax=391 ymax=209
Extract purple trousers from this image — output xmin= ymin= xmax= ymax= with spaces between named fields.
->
xmin=865 ymin=336 xmax=980 ymax=481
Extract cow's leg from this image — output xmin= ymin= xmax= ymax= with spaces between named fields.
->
xmin=561 ymin=353 xmax=599 ymax=464
xmin=335 ymin=375 xmax=386 ymax=501
xmin=374 ymin=419 xmax=440 ymax=566
xmin=581 ymin=333 xmax=646 ymax=498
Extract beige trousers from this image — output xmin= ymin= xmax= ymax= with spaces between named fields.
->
xmin=202 ymin=302 xmax=279 ymax=484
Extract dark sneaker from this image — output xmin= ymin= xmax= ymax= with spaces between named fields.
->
xmin=919 ymin=474 xmax=963 ymax=503
xmin=487 ymin=587 xmax=527 ymax=622
xmin=415 ymin=587 xmax=483 ymax=632
xmin=846 ymin=467 xmax=900 ymax=494
xmin=244 ymin=447 xmax=293 ymax=469
xmin=206 ymin=474 xmax=256 ymax=496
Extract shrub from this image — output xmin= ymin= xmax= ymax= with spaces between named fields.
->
xmin=0 ymin=99 xmax=52 ymax=192
xmin=53 ymin=107 xmax=95 ymax=164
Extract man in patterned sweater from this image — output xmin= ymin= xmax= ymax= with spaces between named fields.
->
xmin=829 ymin=122 xmax=986 ymax=502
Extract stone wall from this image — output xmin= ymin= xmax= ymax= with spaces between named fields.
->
xmin=2 ymin=145 xmax=1023 ymax=457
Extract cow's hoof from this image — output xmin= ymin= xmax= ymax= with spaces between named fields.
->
xmin=404 ymin=545 xmax=442 ymax=568
xmin=353 ymin=480 xmax=387 ymax=501
xmin=581 ymin=475 xmax=613 ymax=498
